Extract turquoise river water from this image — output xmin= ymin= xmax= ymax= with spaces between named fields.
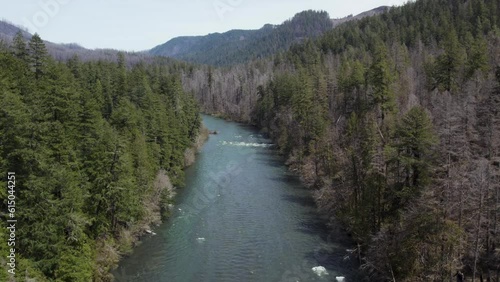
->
xmin=113 ymin=115 xmax=359 ymax=281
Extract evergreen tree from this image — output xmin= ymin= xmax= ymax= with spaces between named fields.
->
xmin=368 ymin=41 xmax=395 ymax=123
xmin=433 ymin=28 xmax=464 ymax=92
xmin=12 ymin=31 xmax=28 ymax=62
xmin=390 ymin=106 xmax=436 ymax=210
xmin=0 ymin=34 xmax=202 ymax=280
xmin=28 ymin=33 xmax=48 ymax=79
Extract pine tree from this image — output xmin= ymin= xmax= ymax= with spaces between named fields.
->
xmin=433 ymin=28 xmax=464 ymax=92
xmin=391 ymin=106 xmax=436 ymax=208
xmin=465 ymin=32 xmax=489 ymax=80
xmin=28 ymin=33 xmax=48 ymax=79
xmin=368 ymin=41 xmax=396 ymax=125
xmin=12 ymin=31 xmax=28 ymax=62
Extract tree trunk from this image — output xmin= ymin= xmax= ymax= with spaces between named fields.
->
xmin=473 ymin=167 xmax=484 ymax=282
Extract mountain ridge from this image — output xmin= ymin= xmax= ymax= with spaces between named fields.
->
xmin=0 ymin=7 xmax=388 ymax=66
xmin=0 ymin=20 xmax=160 ymax=65
xmin=150 ymin=7 xmax=388 ymax=66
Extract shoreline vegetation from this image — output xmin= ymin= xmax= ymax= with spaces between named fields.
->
xmin=180 ymin=1 xmax=500 ymax=280
xmin=184 ymin=125 xmax=210 ymax=168
xmin=1 ymin=0 xmax=499 ymax=281
xmin=100 ymin=124 xmax=210 ymax=281
xmin=0 ymin=33 xmax=204 ymax=281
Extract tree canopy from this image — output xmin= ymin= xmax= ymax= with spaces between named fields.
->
xmin=0 ymin=35 xmax=201 ymax=281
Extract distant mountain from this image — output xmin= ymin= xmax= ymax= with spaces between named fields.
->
xmin=150 ymin=7 xmax=388 ymax=66
xmin=0 ymin=7 xmax=388 ymax=66
xmin=150 ymin=10 xmax=332 ymax=66
xmin=0 ymin=20 xmax=156 ymax=65
xmin=0 ymin=20 xmax=31 ymax=40
xmin=331 ymin=6 xmax=389 ymax=27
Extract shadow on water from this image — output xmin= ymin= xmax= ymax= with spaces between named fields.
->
xmin=298 ymin=221 xmax=362 ymax=282
xmin=251 ymin=149 xmax=280 ymax=156
xmin=296 ymin=217 xmax=329 ymax=236
xmin=268 ymin=175 xmax=302 ymax=185
xmin=238 ymin=123 xmax=260 ymax=131
xmin=253 ymin=157 xmax=284 ymax=168
xmin=282 ymin=194 xmax=317 ymax=208
xmin=303 ymin=247 xmax=361 ymax=281
xmin=293 ymin=207 xmax=362 ymax=280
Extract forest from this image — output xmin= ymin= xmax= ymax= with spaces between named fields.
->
xmin=0 ymin=33 xmax=201 ymax=281
xmin=179 ymin=0 xmax=500 ymax=280
xmin=150 ymin=10 xmax=334 ymax=66
xmin=1 ymin=0 xmax=499 ymax=281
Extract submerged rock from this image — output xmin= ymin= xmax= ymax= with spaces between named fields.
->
xmin=145 ymin=230 xmax=157 ymax=236
xmin=312 ymin=266 xmax=328 ymax=277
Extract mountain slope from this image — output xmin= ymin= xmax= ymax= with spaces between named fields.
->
xmin=0 ymin=20 xmax=157 ymax=65
xmin=150 ymin=10 xmax=331 ymax=66
xmin=0 ymin=20 xmax=31 ymax=40
xmin=150 ymin=8 xmax=387 ymax=66
xmin=331 ymin=5 xmax=389 ymax=27
xmin=180 ymin=0 xmax=500 ymax=280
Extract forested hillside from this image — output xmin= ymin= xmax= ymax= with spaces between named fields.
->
xmin=181 ymin=0 xmax=500 ymax=280
xmin=0 ymin=20 xmax=31 ymax=40
xmin=0 ymin=21 xmax=164 ymax=65
xmin=0 ymin=32 xmax=201 ymax=281
xmin=150 ymin=10 xmax=336 ymax=66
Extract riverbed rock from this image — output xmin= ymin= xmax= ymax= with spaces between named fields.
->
xmin=312 ymin=266 xmax=328 ymax=277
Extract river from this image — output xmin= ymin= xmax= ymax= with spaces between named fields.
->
xmin=113 ymin=115 xmax=359 ymax=281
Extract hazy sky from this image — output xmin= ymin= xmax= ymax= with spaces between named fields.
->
xmin=0 ymin=0 xmax=410 ymax=51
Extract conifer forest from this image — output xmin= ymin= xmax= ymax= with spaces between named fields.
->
xmin=1 ymin=0 xmax=500 ymax=281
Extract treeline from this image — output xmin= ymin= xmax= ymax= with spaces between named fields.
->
xmin=0 ymin=32 xmax=200 ymax=281
xmin=151 ymin=10 xmax=334 ymax=66
xmin=182 ymin=0 xmax=500 ymax=280
xmin=0 ymin=20 xmax=170 ymax=67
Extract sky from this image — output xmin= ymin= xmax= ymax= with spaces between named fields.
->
xmin=0 ymin=0 xmax=410 ymax=51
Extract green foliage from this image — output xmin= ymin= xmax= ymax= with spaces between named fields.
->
xmin=242 ymin=1 xmax=499 ymax=280
xmin=12 ymin=31 xmax=28 ymax=62
xmin=0 ymin=35 xmax=201 ymax=280
xmin=388 ymin=107 xmax=436 ymax=210
xmin=254 ymin=68 xmax=329 ymax=158
xmin=55 ymin=241 xmax=94 ymax=282
xmin=465 ymin=32 xmax=489 ymax=79
xmin=28 ymin=33 xmax=48 ymax=79
xmin=430 ymin=28 xmax=465 ymax=91
xmin=368 ymin=41 xmax=396 ymax=117
xmin=370 ymin=208 xmax=464 ymax=280
xmin=150 ymin=10 xmax=333 ymax=66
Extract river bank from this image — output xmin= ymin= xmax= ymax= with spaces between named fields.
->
xmin=94 ymin=124 xmax=210 ymax=281
xmin=113 ymin=115 xmax=359 ymax=281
